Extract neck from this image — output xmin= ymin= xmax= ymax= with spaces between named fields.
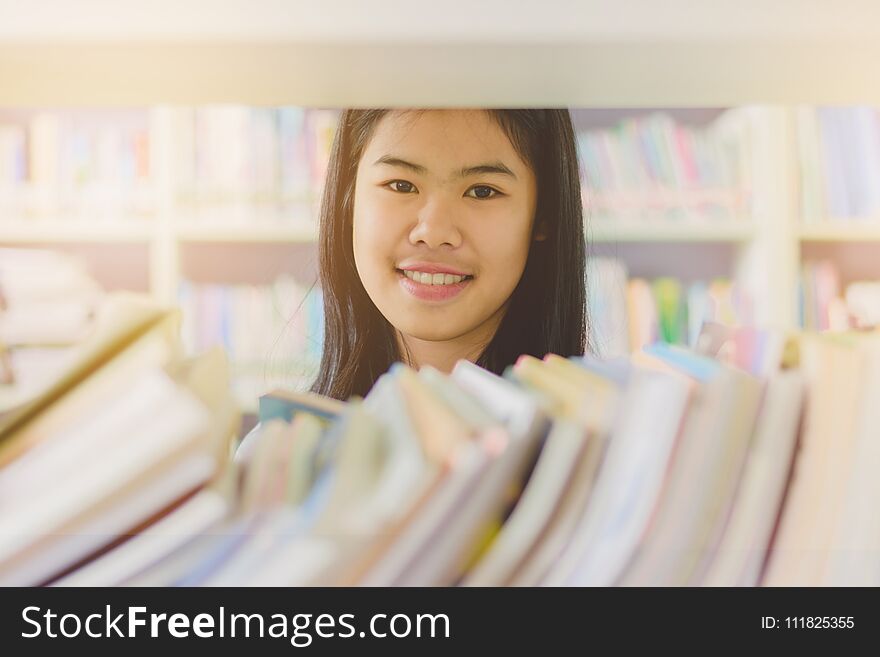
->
xmin=395 ymin=307 xmax=505 ymax=374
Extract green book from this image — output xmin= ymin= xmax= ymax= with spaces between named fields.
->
xmin=652 ymin=277 xmax=686 ymax=345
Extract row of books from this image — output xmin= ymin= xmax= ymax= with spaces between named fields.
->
xmin=0 ymin=112 xmax=154 ymax=218
xmin=13 ymin=309 xmax=880 ymax=586
xmin=797 ymin=106 xmax=880 ymax=222
xmin=177 ymin=276 xmax=323 ymax=407
xmin=575 ymin=110 xmax=752 ymax=222
xmin=0 ymin=107 xmax=339 ymax=223
xmin=12 ymin=105 xmax=880 ymax=228
xmin=587 ymin=258 xmax=749 ymax=357
xmin=800 ymin=260 xmax=880 ymax=331
xmin=168 ymin=107 xmax=338 ymax=221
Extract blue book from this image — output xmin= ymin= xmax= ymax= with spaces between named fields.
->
xmin=258 ymin=389 xmax=346 ymax=424
xmin=643 ymin=342 xmax=720 ymax=382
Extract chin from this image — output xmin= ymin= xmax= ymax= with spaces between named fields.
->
xmin=398 ymin=321 xmax=471 ymax=343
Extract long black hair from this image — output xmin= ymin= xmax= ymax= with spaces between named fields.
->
xmin=310 ymin=109 xmax=587 ymax=400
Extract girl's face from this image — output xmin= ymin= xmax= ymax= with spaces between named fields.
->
xmin=352 ymin=110 xmax=538 ymax=349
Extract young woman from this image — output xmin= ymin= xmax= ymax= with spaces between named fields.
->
xmin=310 ymin=109 xmax=588 ymax=401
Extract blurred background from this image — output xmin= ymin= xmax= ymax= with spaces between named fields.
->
xmin=3 ymin=0 xmax=880 ymax=420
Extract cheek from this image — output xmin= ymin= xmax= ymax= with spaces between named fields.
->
xmin=471 ymin=215 xmax=532 ymax=291
xmin=352 ymin=192 xmax=403 ymax=287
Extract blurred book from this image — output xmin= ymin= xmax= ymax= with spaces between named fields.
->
xmin=797 ymin=106 xmax=880 ymax=222
xmin=178 ymin=275 xmax=323 ymax=411
xmin=799 ymin=259 xmax=880 ymax=331
xmin=0 ymin=248 xmax=105 ymax=418
xmin=0 ymin=110 xmax=153 ymax=219
xmin=170 ymin=106 xmax=339 ymax=223
xmin=587 ymin=256 xmax=750 ymax=356
xmin=575 ymin=109 xmax=753 ymax=223
xmin=0 ymin=292 xmax=239 ymax=585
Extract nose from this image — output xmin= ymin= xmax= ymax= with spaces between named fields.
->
xmin=408 ymin=196 xmax=462 ymax=249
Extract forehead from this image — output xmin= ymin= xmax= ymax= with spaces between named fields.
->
xmin=361 ymin=110 xmax=529 ymax=175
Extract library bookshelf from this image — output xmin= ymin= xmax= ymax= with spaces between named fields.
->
xmin=0 ymin=105 xmax=872 ymax=412
xmin=3 ymin=2 xmax=880 ymax=410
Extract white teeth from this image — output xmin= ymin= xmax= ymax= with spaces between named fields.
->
xmin=401 ymin=270 xmax=467 ymax=286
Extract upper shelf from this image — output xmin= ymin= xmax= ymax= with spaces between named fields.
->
xmin=2 ymin=1 xmax=880 ymax=105
xmin=0 ymin=220 xmax=153 ymax=242
xmin=590 ymin=220 xmax=754 ymax=243
xmin=799 ymin=223 xmax=880 ymax=242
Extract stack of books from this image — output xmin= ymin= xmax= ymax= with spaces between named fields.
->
xmin=12 ymin=316 xmax=877 ymax=587
xmin=800 ymin=259 xmax=880 ymax=331
xmin=588 ymin=257 xmax=749 ymax=357
xmin=0 ymin=293 xmax=239 ymax=586
xmin=0 ymin=248 xmax=105 ymax=414
xmin=177 ymin=276 xmax=324 ymax=408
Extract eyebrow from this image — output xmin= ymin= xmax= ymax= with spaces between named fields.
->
xmin=373 ymin=155 xmax=517 ymax=180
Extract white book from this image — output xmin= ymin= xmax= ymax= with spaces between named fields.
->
xmin=545 ymin=367 xmax=690 ymax=586
xmin=617 ymin=362 xmax=762 ymax=586
xmin=824 ymin=338 xmax=880 ymax=586
xmin=698 ymin=371 xmax=805 ymax=586
xmin=399 ymin=423 xmax=544 ymax=586
xmin=0 ymin=369 xmax=213 ymax=582
xmin=359 ymin=441 xmax=490 ymax=586
xmin=51 ymin=490 xmax=228 ymax=587
xmin=464 ymin=419 xmax=587 ymax=586
xmin=4 ymin=451 xmax=215 ymax=586
xmin=450 ymin=359 xmax=546 ymax=439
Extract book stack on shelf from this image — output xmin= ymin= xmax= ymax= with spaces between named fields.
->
xmin=170 ymin=106 xmax=339 ymax=228
xmin=587 ymin=257 xmax=749 ymax=357
xmin=0 ymin=248 xmax=105 ymax=413
xmin=797 ymin=106 xmax=880 ymax=225
xmin=800 ymin=260 xmax=880 ymax=331
xmin=795 ymin=106 xmax=880 ymax=334
xmin=574 ymin=108 xmax=753 ymax=230
xmin=0 ymin=293 xmax=239 ymax=586
xmin=4 ymin=319 xmax=875 ymax=587
xmin=178 ymin=275 xmax=324 ymax=406
xmin=0 ymin=109 xmax=154 ymax=222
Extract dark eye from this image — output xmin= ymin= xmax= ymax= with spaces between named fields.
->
xmin=386 ymin=180 xmax=416 ymax=194
xmin=466 ymin=185 xmax=500 ymax=199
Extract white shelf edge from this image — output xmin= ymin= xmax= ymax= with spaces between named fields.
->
xmin=589 ymin=220 xmax=755 ymax=243
xmin=0 ymin=221 xmax=155 ymax=243
xmin=174 ymin=224 xmax=318 ymax=243
xmin=799 ymin=223 xmax=880 ymax=242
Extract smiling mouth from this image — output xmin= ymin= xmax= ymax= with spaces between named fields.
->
xmin=395 ymin=269 xmax=474 ymax=286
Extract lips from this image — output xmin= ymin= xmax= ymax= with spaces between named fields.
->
xmin=395 ymin=267 xmax=472 ymax=302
